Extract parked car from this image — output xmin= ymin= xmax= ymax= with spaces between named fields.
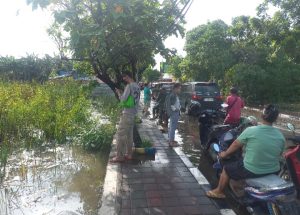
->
xmin=179 ymin=82 xmax=223 ymax=116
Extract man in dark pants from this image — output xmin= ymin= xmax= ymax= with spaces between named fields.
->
xmin=152 ymin=87 xmax=167 ymax=124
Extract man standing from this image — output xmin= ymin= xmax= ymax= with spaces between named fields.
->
xmin=152 ymin=87 xmax=167 ymax=124
xmin=165 ymin=83 xmax=181 ymax=147
xmin=224 ymin=87 xmax=244 ymax=126
xmin=111 ymin=72 xmax=140 ymax=163
xmin=156 ymin=87 xmax=167 ymax=125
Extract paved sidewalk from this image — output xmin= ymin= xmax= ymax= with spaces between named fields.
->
xmin=118 ymin=118 xmax=221 ymax=215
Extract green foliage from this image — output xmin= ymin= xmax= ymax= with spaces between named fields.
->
xmin=140 ymin=139 xmax=153 ymax=148
xmin=92 ymin=95 xmax=121 ymax=124
xmin=0 ymin=80 xmax=94 ymax=166
xmin=0 ymin=55 xmax=61 ymax=82
xmin=0 ymin=81 xmax=122 ymax=167
xmin=142 ymin=68 xmax=161 ymax=83
xmin=166 ymin=56 xmax=187 ymax=82
xmin=27 ymin=0 xmax=189 ymax=96
xmin=260 ymin=0 xmax=300 ymax=26
xmin=0 ymin=80 xmax=90 ymax=144
xmin=78 ymin=123 xmax=116 ymax=152
xmin=185 ymin=20 xmax=235 ymax=81
xmin=174 ymin=1 xmax=300 ymax=105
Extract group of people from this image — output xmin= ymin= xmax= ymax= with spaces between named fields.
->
xmin=110 ymin=74 xmax=286 ymax=203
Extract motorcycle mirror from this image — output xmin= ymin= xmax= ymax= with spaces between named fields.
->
xmin=287 ymin=123 xmax=296 ymax=132
xmin=221 ymin=103 xmax=228 ymax=108
xmin=213 ymin=143 xmax=220 ymax=153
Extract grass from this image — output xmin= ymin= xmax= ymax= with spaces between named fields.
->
xmin=140 ymin=139 xmax=153 ymax=148
xmin=0 ymin=80 xmax=120 ymax=168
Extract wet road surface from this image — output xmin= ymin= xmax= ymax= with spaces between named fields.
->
xmin=175 ymin=115 xmax=250 ymax=215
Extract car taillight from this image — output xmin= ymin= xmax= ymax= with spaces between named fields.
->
xmin=215 ymin=96 xmax=223 ymax=100
xmin=192 ymin=93 xmax=201 ymax=100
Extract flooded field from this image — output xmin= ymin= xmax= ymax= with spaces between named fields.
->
xmin=0 ymin=144 xmax=108 ymax=215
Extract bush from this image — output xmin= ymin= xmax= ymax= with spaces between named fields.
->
xmin=0 ymin=80 xmax=90 ymax=144
xmin=0 ymin=80 xmax=122 ymax=167
xmin=77 ymin=123 xmax=116 ymax=152
xmin=140 ymin=139 xmax=153 ymax=148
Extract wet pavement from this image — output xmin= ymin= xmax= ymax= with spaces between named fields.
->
xmin=175 ymin=115 xmax=249 ymax=215
xmin=0 ymin=145 xmax=108 ymax=215
xmin=118 ymin=118 xmax=221 ymax=215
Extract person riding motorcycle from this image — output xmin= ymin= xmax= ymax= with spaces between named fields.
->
xmin=224 ymin=87 xmax=244 ymax=126
xmin=207 ymin=104 xmax=285 ymax=199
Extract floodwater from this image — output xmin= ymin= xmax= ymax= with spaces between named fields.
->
xmin=0 ymin=144 xmax=108 ymax=215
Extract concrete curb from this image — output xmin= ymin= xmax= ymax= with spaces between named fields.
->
xmin=98 ymin=138 xmax=120 ymax=215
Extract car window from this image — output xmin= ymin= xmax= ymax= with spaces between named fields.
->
xmin=162 ymin=83 xmax=174 ymax=92
xmin=195 ymin=84 xmax=220 ymax=96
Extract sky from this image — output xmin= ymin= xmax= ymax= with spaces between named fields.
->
xmin=0 ymin=0 xmax=264 ymax=59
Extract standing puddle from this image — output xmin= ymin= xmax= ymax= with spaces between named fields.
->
xmin=0 ymin=145 xmax=108 ymax=215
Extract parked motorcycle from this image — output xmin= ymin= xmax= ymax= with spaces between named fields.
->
xmin=211 ymin=123 xmax=300 ymax=215
xmin=198 ymin=103 xmax=229 ymax=146
xmin=202 ymin=115 xmax=258 ymax=162
xmin=280 ymin=123 xmax=300 ymax=198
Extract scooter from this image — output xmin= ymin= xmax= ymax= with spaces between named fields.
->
xmin=198 ymin=109 xmax=226 ymax=145
xmin=205 ymin=115 xmax=258 ymax=162
xmin=212 ymin=139 xmax=300 ymax=215
xmin=281 ymin=123 xmax=300 ymax=198
xmin=199 ymin=103 xmax=230 ymax=146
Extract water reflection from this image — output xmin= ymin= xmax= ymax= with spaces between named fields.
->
xmin=0 ymin=145 xmax=107 ymax=215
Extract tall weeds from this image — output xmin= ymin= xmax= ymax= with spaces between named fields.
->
xmin=0 ymin=80 xmax=90 ymax=143
xmin=0 ymin=80 xmax=121 ymax=167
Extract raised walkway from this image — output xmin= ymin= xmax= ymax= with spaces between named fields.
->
xmin=99 ymin=117 xmax=235 ymax=215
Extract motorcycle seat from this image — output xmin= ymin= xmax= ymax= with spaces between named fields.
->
xmin=245 ymin=174 xmax=294 ymax=193
xmin=212 ymin=125 xmax=231 ymax=130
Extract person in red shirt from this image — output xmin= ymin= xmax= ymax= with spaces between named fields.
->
xmin=224 ymin=87 xmax=244 ymax=126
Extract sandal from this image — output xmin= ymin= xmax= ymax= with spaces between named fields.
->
xmin=125 ymin=155 xmax=134 ymax=160
xmin=206 ymin=190 xmax=226 ymax=199
xmin=110 ymin=157 xmax=125 ymax=163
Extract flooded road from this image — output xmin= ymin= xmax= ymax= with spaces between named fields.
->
xmin=0 ymin=144 xmax=108 ymax=215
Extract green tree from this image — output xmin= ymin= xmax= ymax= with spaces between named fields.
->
xmin=0 ymin=55 xmax=61 ymax=82
xmin=167 ymin=56 xmax=183 ymax=81
xmin=27 ymin=0 xmax=189 ymax=97
xmin=184 ymin=20 xmax=234 ymax=81
xmin=142 ymin=68 xmax=161 ymax=83
xmin=260 ymin=0 xmax=300 ymax=26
